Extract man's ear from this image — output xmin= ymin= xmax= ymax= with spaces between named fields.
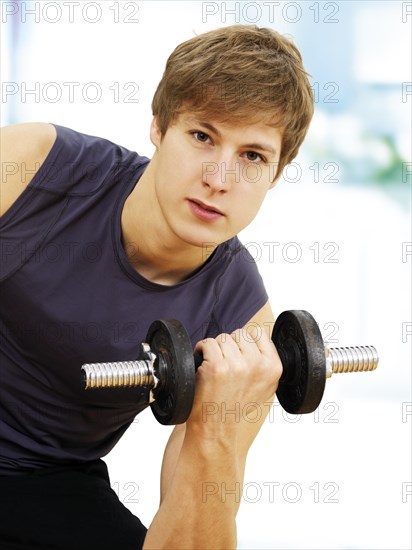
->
xmin=150 ymin=116 xmax=162 ymax=148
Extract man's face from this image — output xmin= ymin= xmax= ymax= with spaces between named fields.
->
xmin=149 ymin=112 xmax=282 ymax=250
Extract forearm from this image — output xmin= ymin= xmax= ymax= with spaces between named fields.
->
xmin=143 ymin=431 xmax=245 ymax=549
xmin=159 ymin=424 xmax=185 ymax=503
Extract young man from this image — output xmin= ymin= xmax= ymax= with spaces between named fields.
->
xmin=0 ymin=25 xmax=313 ymax=549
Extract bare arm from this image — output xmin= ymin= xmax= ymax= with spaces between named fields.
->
xmin=159 ymin=302 xmax=276 ymax=502
xmin=159 ymin=423 xmax=186 ymax=504
xmin=0 ymin=122 xmax=57 ymax=216
xmin=144 ymin=301 xmax=281 ymax=549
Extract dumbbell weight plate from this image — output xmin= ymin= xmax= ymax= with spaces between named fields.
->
xmin=147 ymin=319 xmax=196 ymax=425
xmin=273 ymin=310 xmax=326 ymax=414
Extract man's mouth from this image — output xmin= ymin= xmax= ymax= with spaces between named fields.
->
xmin=188 ymin=199 xmax=224 ymax=221
xmin=190 ymin=200 xmax=223 ymax=215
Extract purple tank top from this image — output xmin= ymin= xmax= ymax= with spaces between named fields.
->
xmin=0 ymin=124 xmax=268 ymax=474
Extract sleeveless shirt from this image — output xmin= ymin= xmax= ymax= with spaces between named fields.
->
xmin=0 ymin=124 xmax=268 ymax=474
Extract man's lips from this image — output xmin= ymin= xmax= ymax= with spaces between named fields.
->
xmin=188 ymin=199 xmax=225 ymax=221
xmin=190 ymin=199 xmax=224 ymax=215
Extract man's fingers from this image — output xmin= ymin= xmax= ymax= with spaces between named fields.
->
xmin=231 ymin=326 xmax=274 ymax=356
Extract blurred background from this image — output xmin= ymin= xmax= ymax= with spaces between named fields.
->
xmin=1 ymin=1 xmax=411 ymax=548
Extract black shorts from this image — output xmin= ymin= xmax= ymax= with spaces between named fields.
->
xmin=0 ymin=459 xmax=147 ymax=550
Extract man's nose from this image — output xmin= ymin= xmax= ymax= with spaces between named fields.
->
xmin=201 ymin=157 xmax=240 ymax=192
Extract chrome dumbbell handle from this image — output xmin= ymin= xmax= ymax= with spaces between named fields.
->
xmin=81 ymin=345 xmax=379 ymax=390
xmin=325 ymin=345 xmax=379 ymax=378
xmin=81 ymin=360 xmax=153 ymax=389
xmin=81 ymin=343 xmax=158 ymax=389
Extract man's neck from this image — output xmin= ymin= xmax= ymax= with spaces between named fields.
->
xmin=121 ymin=161 xmax=215 ymax=286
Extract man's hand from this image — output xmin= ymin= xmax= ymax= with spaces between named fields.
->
xmin=189 ymin=326 xmax=282 ymax=452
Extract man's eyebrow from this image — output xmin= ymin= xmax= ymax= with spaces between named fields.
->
xmin=186 ymin=119 xmax=278 ymax=157
xmin=189 ymin=120 xmax=221 ymax=137
xmin=242 ymin=142 xmax=277 ymax=156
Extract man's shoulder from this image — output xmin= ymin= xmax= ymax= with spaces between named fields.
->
xmin=0 ymin=122 xmax=57 ymax=217
xmin=30 ymin=124 xmax=149 ymax=196
xmin=50 ymin=124 xmax=139 ymax=161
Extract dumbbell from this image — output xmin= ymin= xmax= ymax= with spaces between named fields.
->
xmin=81 ymin=310 xmax=378 ymax=425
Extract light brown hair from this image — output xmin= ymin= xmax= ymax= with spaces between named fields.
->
xmin=152 ymin=25 xmax=314 ymax=179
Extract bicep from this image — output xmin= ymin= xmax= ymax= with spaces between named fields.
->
xmin=0 ymin=122 xmax=57 ymax=216
xmin=243 ymin=300 xmax=275 ymax=339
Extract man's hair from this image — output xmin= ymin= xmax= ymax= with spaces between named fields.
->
xmin=151 ymin=25 xmax=314 ymax=178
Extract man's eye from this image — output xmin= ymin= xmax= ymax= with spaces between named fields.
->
xmin=246 ymin=151 xmax=263 ymax=162
xmin=192 ymin=131 xmax=210 ymax=143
